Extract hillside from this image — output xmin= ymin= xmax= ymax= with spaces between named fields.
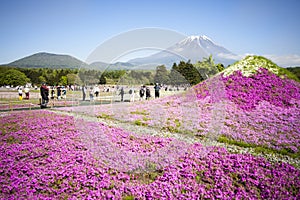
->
xmin=64 ymin=55 xmax=300 ymax=157
xmin=195 ymin=55 xmax=300 ymax=108
xmin=31 ymin=54 xmax=299 ymax=199
xmin=89 ymin=61 xmax=136 ymax=71
xmin=5 ymin=52 xmax=148 ymax=70
xmin=223 ymin=55 xmax=300 ymax=82
xmin=7 ymin=52 xmax=89 ymax=69
xmin=191 ymin=55 xmax=300 ymax=155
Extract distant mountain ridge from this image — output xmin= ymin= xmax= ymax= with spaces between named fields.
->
xmin=7 ymin=52 xmax=89 ymax=69
xmin=4 ymin=35 xmax=238 ymax=70
xmin=4 ymin=52 xmax=137 ymax=70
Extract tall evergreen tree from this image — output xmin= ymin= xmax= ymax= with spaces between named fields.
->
xmin=99 ymin=74 xmax=107 ymax=85
xmin=169 ymin=63 xmax=187 ymax=85
xmin=154 ymin=65 xmax=169 ymax=84
xmin=177 ymin=61 xmax=202 ymax=85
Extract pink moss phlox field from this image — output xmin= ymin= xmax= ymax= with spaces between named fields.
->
xmin=0 ymin=103 xmax=39 ymax=111
xmin=0 ymin=101 xmax=77 ymax=111
xmin=221 ymin=100 xmax=300 ymax=152
xmin=76 ymin=118 xmax=189 ymax=172
xmin=194 ymin=68 xmax=300 ymax=110
xmin=193 ymin=68 xmax=300 ymax=152
xmin=57 ymin=67 xmax=300 ymax=153
xmin=1 ymin=110 xmax=300 ymax=199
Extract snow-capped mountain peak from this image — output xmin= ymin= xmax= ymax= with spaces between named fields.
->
xmin=189 ymin=35 xmax=212 ymax=41
xmin=189 ymin=35 xmax=200 ymax=41
xmin=129 ymin=35 xmax=237 ymax=67
xmin=201 ymin=35 xmax=212 ymax=41
xmin=179 ymin=35 xmax=214 ymax=46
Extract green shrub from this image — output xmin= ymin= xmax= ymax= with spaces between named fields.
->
xmin=134 ymin=120 xmax=147 ymax=126
xmin=97 ymin=113 xmax=113 ymax=120
xmin=122 ymin=195 xmax=135 ymax=200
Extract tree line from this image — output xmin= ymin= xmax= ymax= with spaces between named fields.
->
xmin=0 ymin=67 xmax=81 ymax=87
xmin=0 ymin=66 xmax=150 ymax=87
xmin=2 ymin=54 xmax=300 ymax=88
xmin=2 ymin=55 xmax=269 ymax=88
xmin=154 ymin=55 xmax=225 ymax=85
xmin=0 ymin=57 xmax=225 ymax=87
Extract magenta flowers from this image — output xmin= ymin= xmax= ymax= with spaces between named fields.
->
xmin=3 ymin=56 xmax=299 ymax=199
xmin=221 ymin=68 xmax=300 ymax=110
xmin=59 ymin=66 xmax=300 ymax=154
xmin=193 ymin=67 xmax=300 ymax=153
xmin=1 ymin=110 xmax=299 ymax=199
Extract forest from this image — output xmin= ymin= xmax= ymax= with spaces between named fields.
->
xmin=1 ymin=55 xmax=299 ymax=87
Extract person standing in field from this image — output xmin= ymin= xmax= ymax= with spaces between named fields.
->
xmin=139 ymin=85 xmax=145 ymax=101
xmin=129 ymin=87 xmax=135 ymax=102
xmin=57 ymin=86 xmax=61 ymax=100
xmin=154 ymin=83 xmax=161 ymax=98
xmin=50 ymin=86 xmax=55 ymax=99
xmin=119 ymin=87 xmax=125 ymax=102
xmin=24 ymin=86 xmax=30 ymax=100
xmin=89 ymin=87 xmax=94 ymax=101
xmin=94 ymin=85 xmax=100 ymax=98
xmin=40 ymin=83 xmax=49 ymax=108
xmin=18 ymin=87 xmax=23 ymax=100
xmin=82 ymin=85 xmax=87 ymax=101
xmin=61 ymin=86 xmax=67 ymax=99
xmin=145 ymin=86 xmax=151 ymax=100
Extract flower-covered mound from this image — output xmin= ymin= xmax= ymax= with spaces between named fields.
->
xmin=222 ymin=55 xmax=299 ymax=82
xmin=1 ymin=110 xmax=300 ymax=199
xmin=197 ymin=67 xmax=300 ymax=110
xmin=58 ymin=63 xmax=300 ymax=155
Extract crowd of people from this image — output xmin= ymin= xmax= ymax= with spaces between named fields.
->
xmin=16 ymin=84 xmax=71 ymax=108
xmin=39 ymin=84 xmax=72 ymax=108
xmin=81 ymin=85 xmax=103 ymax=101
xmin=15 ymin=82 xmax=186 ymax=109
xmin=16 ymin=86 xmax=30 ymax=100
xmin=118 ymin=83 xmax=163 ymax=102
xmin=80 ymin=84 xmax=163 ymax=102
xmin=80 ymin=83 xmax=188 ymax=103
xmin=49 ymin=86 xmax=67 ymax=100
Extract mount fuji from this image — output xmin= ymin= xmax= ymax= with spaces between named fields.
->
xmin=129 ymin=35 xmax=238 ymax=68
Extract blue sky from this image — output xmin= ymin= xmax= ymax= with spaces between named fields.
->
xmin=1 ymin=0 xmax=300 ymax=66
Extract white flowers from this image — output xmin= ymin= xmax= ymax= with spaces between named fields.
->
xmin=222 ymin=55 xmax=280 ymax=77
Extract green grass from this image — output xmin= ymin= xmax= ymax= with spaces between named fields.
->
xmin=133 ymin=119 xmax=148 ymax=126
xmin=129 ymin=170 xmax=163 ymax=185
xmin=217 ymin=135 xmax=300 ymax=159
xmin=277 ymin=67 xmax=300 ymax=82
xmin=122 ymin=195 xmax=135 ymax=200
xmin=130 ymin=110 xmax=149 ymax=115
xmin=97 ymin=113 xmax=113 ymax=120
xmin=162 ymin=118 xmax=181 ymax=133
xmin=6 ymin=135 xmax=21 ymax=144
